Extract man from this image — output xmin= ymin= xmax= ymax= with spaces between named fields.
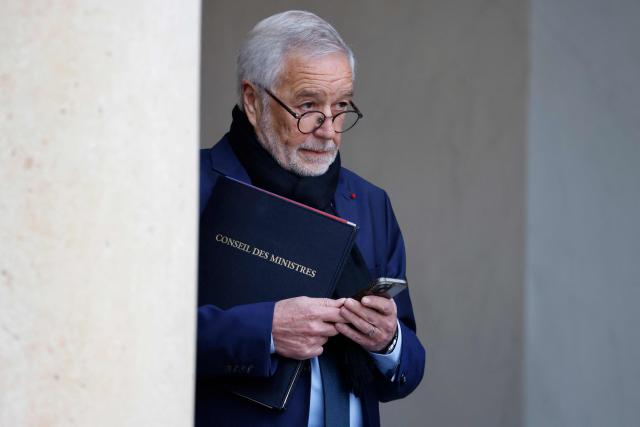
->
xmin=197 ymin=10 xmax=425 ymax=427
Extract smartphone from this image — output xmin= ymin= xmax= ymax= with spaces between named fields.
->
xmin=352 ymin=277 xmax=408 ymax=301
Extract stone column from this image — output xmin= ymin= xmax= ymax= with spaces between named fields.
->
xmin=1 ymin=2 xmax=199 ymax=426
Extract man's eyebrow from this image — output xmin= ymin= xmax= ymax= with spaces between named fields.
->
xmin=294 ymin=89 xmax=323 ymax=99
xmin=335 ymin=90 xmax=354 ymax=100
xmin=294 ymin=89 xmax=354 ymax=99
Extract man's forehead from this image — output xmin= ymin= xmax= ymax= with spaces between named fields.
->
xmin=277 ymin=52 xmax=353 ymax=97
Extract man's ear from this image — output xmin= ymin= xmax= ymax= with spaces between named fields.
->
xmin=241 ymin=81 xmax=261 ymax=128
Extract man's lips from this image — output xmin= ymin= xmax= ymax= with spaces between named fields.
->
xmin=298 ymin=148 xmax=336 ymax=162
xmin=298 ymin=144 xmax=336 ymax=156
xmin=299 ymin=148 xmax=331 ymax=155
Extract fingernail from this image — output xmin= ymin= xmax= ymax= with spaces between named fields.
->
xmin=361 ymin=297 xmax=369 ymax=305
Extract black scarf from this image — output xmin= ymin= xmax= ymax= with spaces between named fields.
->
xmin=228 ymin=106 xmax=378 ymax=395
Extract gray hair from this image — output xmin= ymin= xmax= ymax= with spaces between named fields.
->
xmin=236 ymin=10 xmax=356 ymax=108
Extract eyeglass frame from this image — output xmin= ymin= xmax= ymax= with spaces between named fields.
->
xmin=260 ymin=86 xmax=363 ymax=134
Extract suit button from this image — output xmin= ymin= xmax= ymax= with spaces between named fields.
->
xmin=399 ymin=374 xmax=407 ymax=385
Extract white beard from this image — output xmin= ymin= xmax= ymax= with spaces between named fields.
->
xmin=257 ymin=109 xmax=338 ymax=177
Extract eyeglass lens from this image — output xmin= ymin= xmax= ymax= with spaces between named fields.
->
xmin=299 ymin=111 xmax=360 ymax=134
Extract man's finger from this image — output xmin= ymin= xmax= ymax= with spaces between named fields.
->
xmin=343 ymin=298 xmax=382 ymax=324
xmin=313 ymin=322 xmax=340 ymax=337
xmin=316 ymin=307 xmax=346 ymax=323
xmin=361 ymin=295 xmax=396 ymax=315
xmin=340 ymin=306 xmax=379 ymax=335
xmin=312 ymin=299 xmax=347 ymax=322
xmin=319 ymin=297 xmax=344 ymax=308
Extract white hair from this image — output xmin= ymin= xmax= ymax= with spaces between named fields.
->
xmin=236 ymin=10 xmax=356 ymax=108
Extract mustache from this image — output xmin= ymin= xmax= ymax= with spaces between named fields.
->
xmin=299 ymin=140 xmax=337 ymax=152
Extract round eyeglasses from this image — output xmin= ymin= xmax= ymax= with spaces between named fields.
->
xmin=263 ymin=88 xmax=363 ymax=134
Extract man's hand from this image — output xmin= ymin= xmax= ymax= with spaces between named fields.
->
xmin=272 ymin=296 xmax=346 ymax=360
xmin=336 ymin=296 xmax=398 ymax=352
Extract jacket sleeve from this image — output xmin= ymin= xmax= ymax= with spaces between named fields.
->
xmin=373 ymin=193 xmax=426 ymax=401
xmin=196 ymin=301 xmax=280 ymax=379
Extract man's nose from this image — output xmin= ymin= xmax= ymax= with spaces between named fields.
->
xmin=314 ymin=110 xmax=337 ymax=138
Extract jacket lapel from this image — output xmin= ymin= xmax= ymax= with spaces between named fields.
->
xmin=208 ymin=134 xmax=251 ymax=183
xmin=334 ymin=173 xmax=360 ymax=226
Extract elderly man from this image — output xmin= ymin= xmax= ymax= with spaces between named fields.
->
xmin=197 ymin=10 xmax=425 ymax=427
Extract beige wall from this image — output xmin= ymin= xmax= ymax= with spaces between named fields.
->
xmin=201 ymin=2 xmax=527 ymax=426
xmin=0 ymin=2 xmax=200 ymax=426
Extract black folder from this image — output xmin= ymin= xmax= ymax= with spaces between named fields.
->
xmin=198 ymin=175 xmax=358 ymax=410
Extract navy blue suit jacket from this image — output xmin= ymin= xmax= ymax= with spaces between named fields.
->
xmin=196 ymin=136 xmax=426 ymax=427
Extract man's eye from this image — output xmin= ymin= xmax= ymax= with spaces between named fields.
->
xmin=335 ymin=101 xmax=350 ymax=111
xmin=300 ymin=102 xmax=315 ymax=110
